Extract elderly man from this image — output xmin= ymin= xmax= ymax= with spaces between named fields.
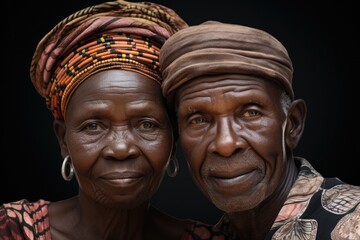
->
xmin=159 ymin=20 xmax=360 ymax=239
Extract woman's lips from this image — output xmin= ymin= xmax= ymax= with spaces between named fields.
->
xmin=99 ymin=172 xmax=144 ymax=186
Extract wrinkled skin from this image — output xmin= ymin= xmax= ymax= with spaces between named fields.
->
xmin=50 ymin=70 xmax=183 ymax=240
xmin=61 ymin=70 xmax=173 ymax=207
xmin=175 ymin=73 xmax=306 ymax=239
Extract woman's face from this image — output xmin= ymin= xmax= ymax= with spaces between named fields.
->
xmin=63 ymin=69 xmax=173 ymax=208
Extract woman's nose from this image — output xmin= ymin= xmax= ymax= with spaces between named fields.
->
xmin=102 ymin=129 xmax=139 ymax=160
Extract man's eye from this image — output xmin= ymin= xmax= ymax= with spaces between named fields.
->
xmin=190 ymin=117 xmax=207 ymax=124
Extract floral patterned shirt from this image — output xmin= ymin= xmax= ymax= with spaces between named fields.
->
xmin=217 ymin=157 xmax=360 ymax=240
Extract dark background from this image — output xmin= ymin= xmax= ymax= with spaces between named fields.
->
xmin=1 ymin=0 xmax=357 ymax=224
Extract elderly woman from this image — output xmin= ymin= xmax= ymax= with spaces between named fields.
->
xmin=0 ymin=2 xmax=228 ymax=239
xmin=159 ymin=20 xmax=360 ymax=240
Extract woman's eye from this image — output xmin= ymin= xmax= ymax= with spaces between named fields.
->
xmin=242 ymin=109 xmax=260 ymax=118
xmin=139 ymin=120 xmax=157 ymax=130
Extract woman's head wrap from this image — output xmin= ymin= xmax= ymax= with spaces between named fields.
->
xmin=30 ymin=0 xmax=188 ymax=120
xmin=160 ymin=21 xmax=294 ymax=107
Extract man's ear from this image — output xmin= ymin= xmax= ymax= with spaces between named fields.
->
xmin=285 ymin=99 xmax=307 ymax=149
xmin=53 ymin=120 xmax=69 ymax=158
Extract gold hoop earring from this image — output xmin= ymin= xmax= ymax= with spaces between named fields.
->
xmin=167 ymin=155 xmax=179 ymax=177
xmin=61 ymin=155 xmax=74 ymax=181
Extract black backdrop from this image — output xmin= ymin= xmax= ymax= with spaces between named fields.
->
xmin=1 ymin=0 xmax=357 ymax=224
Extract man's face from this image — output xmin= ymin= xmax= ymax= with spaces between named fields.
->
xmin=176 ymin=74 xmax=289 ymax=212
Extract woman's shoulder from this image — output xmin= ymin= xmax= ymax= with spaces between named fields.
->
xmin=1 ymin=198 xmax=50 ymax=219
xmin=0 ymin=199 xmax=51 ymax=239
xmin=2 ymin=198 xmax=50 ymax=208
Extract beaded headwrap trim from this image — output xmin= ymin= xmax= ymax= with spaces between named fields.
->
xmin=29 ymin=0 xmax=188 ymax=120
xmin=47 ymin=33 xmax=161 ymax=120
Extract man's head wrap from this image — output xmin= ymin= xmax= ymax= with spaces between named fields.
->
xmin=30 ymin=0 xmax=188 ymax=120
xmin=160 ymin=21 xmax=294 ymax=107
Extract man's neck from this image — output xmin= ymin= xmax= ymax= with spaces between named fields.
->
xmin=227 ymin=158 xmax=298 ymax=239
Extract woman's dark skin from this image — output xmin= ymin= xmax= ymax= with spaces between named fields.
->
xmin=48 ymin=69 xmax=187 ymax=240
xmin=175 ymin=73 xmax=306 ymax=239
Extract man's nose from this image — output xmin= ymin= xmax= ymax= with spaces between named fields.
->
xmin=209 ymin=117 xmax=244 ymax=157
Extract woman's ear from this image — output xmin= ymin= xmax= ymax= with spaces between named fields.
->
xmin=53 ymin=120 xmax=69 ymax=158
xmin=285 ymin=99 xmax=307 ymax=149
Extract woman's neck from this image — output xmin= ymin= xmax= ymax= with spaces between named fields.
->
xmin=49 ymin=194 xmax=150 ymax=240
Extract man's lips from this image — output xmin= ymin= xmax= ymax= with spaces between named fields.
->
xmin=209 ymin=165 xmax=255 ymax=179
xmin=212 ymin=172 xmax=253 ymax=184
xmin=208 ymin=168 xmax=258 ymax=186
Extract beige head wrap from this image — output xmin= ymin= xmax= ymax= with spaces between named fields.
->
xmin=160 ymin=21 xmax=294 ymax=106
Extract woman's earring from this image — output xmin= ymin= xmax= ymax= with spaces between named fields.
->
xmin=61 ymin=155 xmax=74 ymax=181
xmin=166 ymin=156 xmax=179 ymax=177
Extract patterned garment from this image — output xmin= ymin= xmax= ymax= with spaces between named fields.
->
xmin=0 ymin=199 xmax=50 ymax=240
xmin=217 ymin=157 xmax=360 ymax=240
xmin=30 ymin=0 xmax=188 ymax=121
xmin=0 ymin=199 xmax=227 ymax=240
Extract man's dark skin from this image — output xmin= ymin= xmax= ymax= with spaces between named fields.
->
xmin=159 ymin=20 xmax=360 ymax=239
xmin=174 ymin=73 xmax=306 ymax=239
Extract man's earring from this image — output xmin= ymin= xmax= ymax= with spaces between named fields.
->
xmin=167 ymin=156 xmax=179 ymax=177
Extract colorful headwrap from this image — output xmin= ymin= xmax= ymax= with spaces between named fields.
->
xmin=160 ymin=21 xmax=294 ymax=107
xmin=30 ymin=0 xmax=188 ymax=120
